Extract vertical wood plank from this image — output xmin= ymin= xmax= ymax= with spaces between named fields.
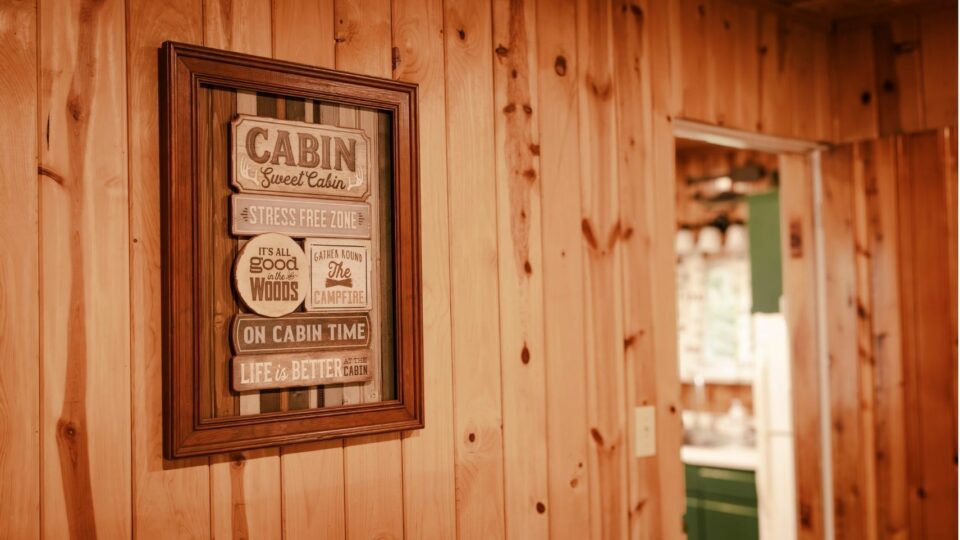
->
xmin=39 ymin=0 xmax=132 ymax=536
xmin=707 ymin=0 xmax=758 ymax=131
xmin=778 ymin=154 xmax=825 ymax=540
xmin=576 ymin=0 xmax=628 ymax=538
xmin=820 ymin=145 xmax=866 ymax=540
xmin=534 ymin=0 xmax=592 ymax=536
xmin=127 ymin=0 xmax=211 ymax=536
xmin=646 ymin=1 xmax=685 ymax=536
xmin=0 ymin=1 xmax=39 ymax=537
xmin=491 ymin=0 xmax=549 ymax=537
xmin=862 ymin=137 xmax=909 ymax=540
xmin=610 ymin=1 xmax=661 ymax=538
xmin=443 ymin=0 xmax=507 ymax=536
xmin=896 ymin=130 xmax=958 ymax=540
xmin=677 ymin=0 xmax=711 ymax=123
xmin=830 ymin=23 xmax=879 ymax=142
xmin=203 ymin=2 xmax=283 ymax=538
xmin=919 ymin=6 xmax=958 ymax=131
xmin=268 ymin=3 xmax=347 ymax=537
xmin=852 ymin=142 xmax=879 ymax=540
xmin=391 ymin=0 xmax=458 ymax=536
xmin=334 ymin=1 xmax=405 ymax=538
xmin=272 ymin=0 xmax=334 ymax=67
xmin=873 ymin=16 xmax=925 ymax=136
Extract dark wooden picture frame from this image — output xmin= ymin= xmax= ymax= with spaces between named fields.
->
xmin=160 ymin=42 xmax=422 ymax=458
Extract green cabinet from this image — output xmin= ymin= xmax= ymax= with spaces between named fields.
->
xmin=684 ymin=464 xmax=758 ymax=540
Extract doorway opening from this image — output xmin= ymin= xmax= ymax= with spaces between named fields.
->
xmin=669 ymin=121 xmax=829 ymax=540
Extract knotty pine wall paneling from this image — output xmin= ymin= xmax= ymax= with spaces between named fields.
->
xmin=492 ymin=0 xmax=550 ymax=538
xmin=334 ymin=1 xmax=407 ymax=537
xmin=5 ymin=0 xmax=958 ymax=538
xmin=202 ymin=2 xmax=283 ymax=538
xmin=0 ymin=1 xmax=39 ymax=538
xmin=576 ymin=0 xmax=629 ymax=538
xmin=40 ymin=0 xmax=132 ymax=536
xmin=127 ymin=0 xmax=210 ymax=537
xmin=821 ymin=130 xmax=958 ymax=540
xmin=534 ymin=0 xmax=593 ymax=537
xmin=443 ymin=0 xmax=508 ymax=538
xmin=391 ymin=0 xmax=459 ymax=537
xmin=830 ymin=3 xmax=958 ymax=142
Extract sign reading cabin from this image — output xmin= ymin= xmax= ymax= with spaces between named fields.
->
xmin=232 ymin=115 xmax=370 ymax=200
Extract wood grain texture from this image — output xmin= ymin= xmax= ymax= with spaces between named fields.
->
xmin=918 ymin=6 xmax=958 ymax=130
xmin=267 ymin=4 xmax=349 ymax=535
xmin=392 ymin=0 xmax=459 ymax=537
xmin=444 ymin=0 xmax=508 ymax=537
xmin=534 ymin=0 xmax=592 ymax=537
xmin=861 ymin=137 xmax=909 ymax=540
xmin=127 ymin=0 xmax=210 ymax=537
xmin=334 ymin=1 xmax=405 ymax=537
xmin=203 ymin=2 xmax=283 ymax=536
xmin=272 ymin=0 xmax=335 ymax=67
xmin=576 ymin=0 xmax=628 ymax=538
xmin=645 ymin=4 xmax=686 ymax=537
xmin=830 ymin=23 xmax=879 ymax=142
xmin=895 ymin=129 xmax=957 ymax=540
xmin=492 ymin=0 xmax=550 ymax=537
xmin=39 ymin=0 xmax=132 ymax=536
xmin=0 ymin=1 xmax=39 ymax=538
xmin=851 ymin=142 xmax=879 ymax=540
xmin=821 ymin=145 xmax=869 ymax=540
xmin=777 ymin=153 xmax=824 ymax=540
xmin=610 ymin=1 xmax=662 ymax=538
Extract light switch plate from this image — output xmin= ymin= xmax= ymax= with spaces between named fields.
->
xmin=635 ymin=406 xmax=656 ymax=458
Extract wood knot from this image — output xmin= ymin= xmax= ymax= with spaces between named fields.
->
xmin=523 ymin=260 xmax=532 ymax=275
xmin=521 ymin=344 xmax=530 ymax=364
xmin=495 ymin=44 xmax=508 ymax=56
xmin=503 ymin=103 xmax=517 ymax=114
xmin=630 ymin=4 xmax=643 ymax=17
xmin=860 ymin=91 xmax=872 ymax=105
xmin=467 ymin=432 xmax=476 ymax=443
xmin=511 ymin=68 xmax=518 ymax=79
xmin=523 ymin=168 xmax=537 ymax=181
xmin=917 ymin=487 xmax=927 ymax=499
xmin=758 ymin=45 xmax=768 ymax=55
xmin=883 ymin=79 xmax=896 ymax=92
xmin=697 ymin=3 xmax=705 ymax=17
xmin=58 ymin=420 xmax=78 ymax=439
xmin=723 ymin=18 xmax=730 ymax=30
xmin=522 ymin=104 xmax=533 ymax=114
xmin=590 ymin=428 xmax=605 ymax=446
xmin=536 ymin=502 xmax=546 ymax=513
xmin=457 ymin=28 xmax=466 ymax=40
xmin=554 ymin=55 xmax=567 ymax=76
xmin=529 ymin=144 xmax=540 ymax=155
xmin=570 ymin=477 xmax=579 ymax=488
xmin=581 ymin=219 xmax=598 ymax=249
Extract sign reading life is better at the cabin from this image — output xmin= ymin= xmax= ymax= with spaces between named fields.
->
xmin=232 ymin=115 xmax=370 ymax=199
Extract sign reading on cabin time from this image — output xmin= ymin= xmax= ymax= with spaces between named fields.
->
xmin=232 ymin=349 xmax=373 ymax=391
xmin=232 ymin=115 xmax=370 ymax=199
xmin=232 ymin=312 xmax=371 ymax=354
xmin=305 ymin=238 xmax=372 ymax=311
xmin=234 ymin=232 xmax=308 ymax=318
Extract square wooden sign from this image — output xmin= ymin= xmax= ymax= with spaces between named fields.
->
xmin=160 ymin=41 xmax=422 ymax=458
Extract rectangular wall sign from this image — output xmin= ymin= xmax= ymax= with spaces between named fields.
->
xmin=232 ymin=312 xmax=371 ymax=354
xmin=232 ymin=114 xmax=370 ymax=199
xmin=231 ymin=193 xmax=371 ymax=238
xmin=232 ymin=349 xmax=373 ymax=391
xmin=305 ymin=238 xmax=373 ymax=311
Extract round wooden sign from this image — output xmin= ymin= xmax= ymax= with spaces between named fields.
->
xmin=234 ymin=233 xmax=308 ymax=318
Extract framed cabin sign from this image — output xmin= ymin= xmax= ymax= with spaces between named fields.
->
xmin=160 ymin=42 xmax=423 ymax=458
